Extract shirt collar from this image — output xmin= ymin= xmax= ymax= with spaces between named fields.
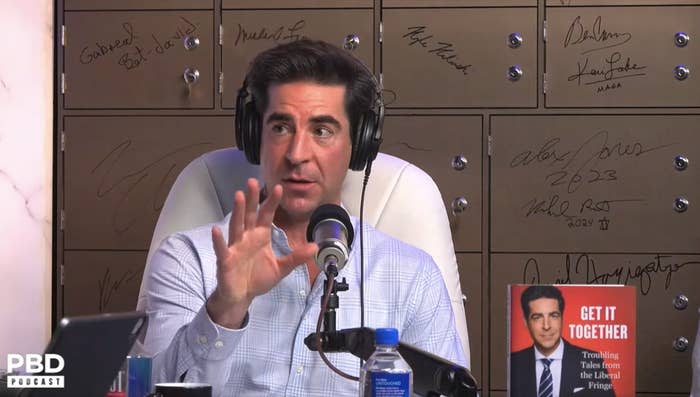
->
xmin=534 ymin=338 xmax=564 ymax=361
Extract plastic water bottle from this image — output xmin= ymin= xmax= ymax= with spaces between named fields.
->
xmin=359 ymin=328 xmax=413 ymax=397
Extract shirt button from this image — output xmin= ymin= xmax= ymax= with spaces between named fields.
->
xmin=299 ymin=290 xmax=306 ymax=298
xmin=214 ymin=341 xmax=224 ymax=349
xmin=296 ymin=366 xmax=304 ymax=374
xmin=198 ymin=335 xmax=208 ymax=344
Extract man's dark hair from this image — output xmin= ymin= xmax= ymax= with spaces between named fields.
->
xmin=245 ymin=38 xmax=378 ymax=139
xmin=520 ymin=285 xmax=565 ymax=318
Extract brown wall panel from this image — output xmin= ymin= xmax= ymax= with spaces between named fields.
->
xmin=458 ymin=253 xmax=483 ymax=385
xmin=381 ymin=115 xmax=482 ymax=252
xmin=382 ymin=8 xmax=537 ymax=108
xmin=64 ymin=11 xmax=214 ymax=109
xmin=385 ymin=0 xmax=535 ymax=6
xmin=491 ymin=115 xmax=700 ymax=252
xmin=221 ymin=9 xmax=373 ymax=108
xmin=63 ymin=116 xmax=233 ymax=250
xmin=490 ymin=253 xmax=700 ymax=393
xmin=223 ymin=0 xmax=372 ymax=8
xmin=545 ymin=6 xmax=700 ymax=107
xmin=547 ymin=0 xmax=700 ymax=5
xmin=63 ymin=251 xmax=146 ymax=316
xmin=65 ymin=0 xmax=213 ymax=10
xmin=56 ymin=2 xmax=700 ymax=396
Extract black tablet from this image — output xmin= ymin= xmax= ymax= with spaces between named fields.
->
xmin=14 ymin=311 xmax=147 ymax=397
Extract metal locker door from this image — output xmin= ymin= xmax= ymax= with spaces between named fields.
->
xmin=64 ymin=11 xmax=214 ymax=108
xmin=381 ymin=115 xmax=483 ymax=252
xmin=65 ymin=0 xmax=213 ymax=9
xmin=382 ymin=7 xmax=537 ymax=108
xmin=63 ymin=251 xmax=146 ymax=316
xmin=491 ymin=115 xmax=700 ymax=253
xmin=545 ymin=6 xmax=700 ymax=107
xmin=63 ymin=116 xmax=233 ymax=250
xmin=221 ymin=8 xmax=373 ymax=108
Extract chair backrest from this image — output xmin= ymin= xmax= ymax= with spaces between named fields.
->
xmin=139 ymin=148 xmax=471 ymax=364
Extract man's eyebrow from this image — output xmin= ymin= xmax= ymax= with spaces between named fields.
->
xmin=265 ymin=112 xmax=293 ymax=124
xmin=310 ymin=115 xmax=342 ymax=129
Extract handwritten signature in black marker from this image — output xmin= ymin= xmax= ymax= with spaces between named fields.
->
xmin=91 ymin=140 xmax=214 ymax=234
xmin=98 ymin=267 xmax=141 ymax=312
xmin=564 ymin=16 xmax=632 ymax=55
xmin=511 ymin=129 xmax=676 ymax=193
xmin=568 ymin=51 xmax=646 ymax=87
xmin=234 ymin=20 xmax=306 ymax=47
xmin=403 ymin=26 xmax=472 ymax=76
xmin=523 ymin=253 xmax=697 ymax=296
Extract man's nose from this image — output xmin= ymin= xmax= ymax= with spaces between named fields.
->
xmin=285 ymin=130 xmax=311 ymax=164
xmin=542 ymin=316 xmax=551 ymax=330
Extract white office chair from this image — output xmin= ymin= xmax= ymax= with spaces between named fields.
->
xmin=137 ymin=148 xmax=471 ymax=365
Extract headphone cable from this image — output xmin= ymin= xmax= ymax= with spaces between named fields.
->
xmin=359 ymin=160 xmax=372 ymax=367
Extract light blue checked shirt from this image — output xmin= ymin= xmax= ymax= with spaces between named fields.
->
xmin=140 ymin=213 xmax=466 ymax=397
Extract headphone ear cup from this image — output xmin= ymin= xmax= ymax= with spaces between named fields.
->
xmin=235 ymin=85 xmax=262 ymax=165
xmin=350 ymin=110 xmax=380 ymax=171
xmin=243 ymin=100 xmax=261 ymax=164
xmin=363 ymin=109 xmax=382 ymax=168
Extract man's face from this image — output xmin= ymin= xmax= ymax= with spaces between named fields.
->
xmin=525 ymin=297 xmax=562 ymax=356
xmin=259 ymin=81 xmax=352 ymax=224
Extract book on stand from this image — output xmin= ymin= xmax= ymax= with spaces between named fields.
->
xmin=508 ymin=284 xmax=636 ymax=397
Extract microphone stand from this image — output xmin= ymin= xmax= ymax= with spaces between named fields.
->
xmin=319 ymin=262 xmax=348 ymax=342
xmin=304 ymin=260 xmax=480 ymax=397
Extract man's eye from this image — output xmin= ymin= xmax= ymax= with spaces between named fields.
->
xmin=314 ymin=127 xmax=333 ymax=138
xmin=271 ymin=124 xmax=289 ymax=134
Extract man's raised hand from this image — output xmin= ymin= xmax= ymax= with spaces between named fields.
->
xmin=206 ymin=178 xmax=317 ymax=328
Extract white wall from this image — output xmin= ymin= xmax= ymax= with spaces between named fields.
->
xmin=0 ymin=1 xmax=53 ymax=363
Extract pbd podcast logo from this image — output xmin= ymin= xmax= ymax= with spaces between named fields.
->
xmin=5 ymin=354 xmax=65 ymax=388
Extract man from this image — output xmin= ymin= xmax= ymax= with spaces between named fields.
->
xmin=510 ymin=286 xmax=615 ymax=397
xmin=138 ymin=39 xmax=466 ymax=396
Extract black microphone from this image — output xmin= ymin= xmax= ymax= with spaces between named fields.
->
xmin=306 ymin=204 xmax=354 ymax=274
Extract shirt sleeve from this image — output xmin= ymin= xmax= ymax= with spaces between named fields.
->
xmin=400 ymin=253 xmax=469 ymax=369
xmin=139 ymin=233 xmax=246 ymax=396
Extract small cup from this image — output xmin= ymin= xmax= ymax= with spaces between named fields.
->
xmin=146 ymin=383 xmax=212 ymax=397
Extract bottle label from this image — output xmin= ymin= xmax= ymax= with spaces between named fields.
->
xmin=370 ymin=372 xmax=410 ymax=397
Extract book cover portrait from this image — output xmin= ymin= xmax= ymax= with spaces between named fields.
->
xmin=508 ymin=284 xmax=636 ymax=397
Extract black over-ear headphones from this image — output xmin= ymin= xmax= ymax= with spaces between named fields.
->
xmin=235 ymin=67 xmax=384 ymax=172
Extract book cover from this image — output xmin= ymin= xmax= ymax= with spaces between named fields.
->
xmin=508 ymin=284 xmax=636 ymax=397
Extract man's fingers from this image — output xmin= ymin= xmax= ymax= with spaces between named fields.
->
xmin=278 ymin=242 xmax=318 ymax=272
xmin=211 ymin=226 xmax=229 ymax=261
xmin=244 ymin=178 xmax=259 ymax=230
xmin=229 ymin=190 xmax=245 ymax=244
xmin=257 ymin=184 xmax=283 ymax=227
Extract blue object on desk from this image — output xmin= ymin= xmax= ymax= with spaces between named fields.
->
xmin=127 ymin=356 xmax=152 ymax=397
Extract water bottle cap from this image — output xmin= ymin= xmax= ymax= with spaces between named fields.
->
xmin=375 ymin=328 xmax=399 ymax=346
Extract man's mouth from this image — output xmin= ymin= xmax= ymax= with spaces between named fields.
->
xmin=283 ymin=177 xmax=313 ymax=183
xmin=281 ymin=177 xmax=316 ymax=189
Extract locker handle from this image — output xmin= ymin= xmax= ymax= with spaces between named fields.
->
xmin=452 ymin=197 xmax=469 ymax=215
xmin=183 ymin=68 xmax=200 ymax=85
xmin=184 ymin=35 xmax=200 ymax=51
